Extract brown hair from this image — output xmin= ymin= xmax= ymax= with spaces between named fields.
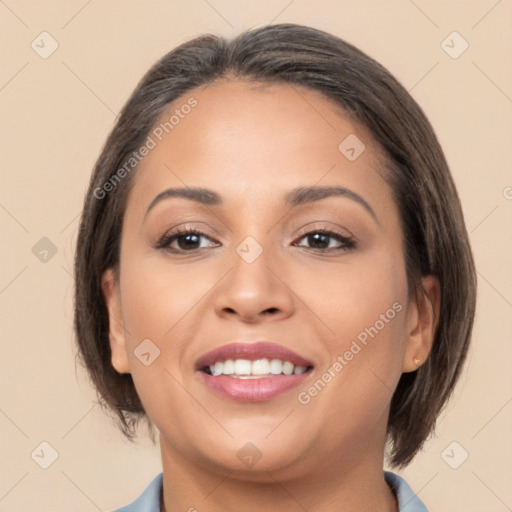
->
xmin=74 ymin=23 xmax=477 ymax=467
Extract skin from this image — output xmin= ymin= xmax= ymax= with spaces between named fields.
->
xmin=102 ymin=79 xmax=440 ymax=512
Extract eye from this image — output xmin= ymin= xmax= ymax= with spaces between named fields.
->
xmin=294 ymin=229 xmax=356 ymax=252
xmin=156 ymin=227 xmax=219 ymax=252
xmin=155 ymin=226 xmax=356 ymax=254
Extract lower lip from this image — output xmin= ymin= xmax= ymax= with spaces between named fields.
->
xmin=198 ymin=371 xmax=312 ymax=402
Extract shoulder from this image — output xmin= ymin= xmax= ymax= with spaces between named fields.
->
xmin=384 ymin=471 xmax=429 ymax=512
xmin=110 ymin=473 xmax=163 ymax=512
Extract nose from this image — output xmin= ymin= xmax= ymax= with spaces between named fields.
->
xmin=213 ymin=242 xmax=295 ymax=324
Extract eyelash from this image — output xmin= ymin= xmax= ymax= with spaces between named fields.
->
xmin=155 ymin=226 xmax=356 ymax=254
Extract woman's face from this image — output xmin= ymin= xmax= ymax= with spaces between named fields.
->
xmin=104 ymin=80 xmax=424 ymax=479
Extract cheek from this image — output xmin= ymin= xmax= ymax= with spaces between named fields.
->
xmin=119 ymin=250 xmax=208 ymax=340
xmin=300 ymin=247 xmax=408 ymax=401
xmin=300 ymin=246 xmax=408 ymax=347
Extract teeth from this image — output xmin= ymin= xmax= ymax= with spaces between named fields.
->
xmin=208 ymin=358 xmax=308 ymax=377
xmin=212 ymin=362 xmax=224 ymax=376
xmin=252 ymin=358 xmax=271 ymax=375
xmin=282 ymin=361 xmax=294 ymax=375
xmin=223 ymin=360 xmax=235 ymax=375
xmin=234 ymin=359 xmax=251 ymax=375
xmin=269 ymin=359 xmax=283 ymax=375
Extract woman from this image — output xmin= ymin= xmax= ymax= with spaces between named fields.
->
xmin=74 ymin=23 xmax=477 ymax=511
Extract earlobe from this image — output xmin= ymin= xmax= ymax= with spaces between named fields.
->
xmin=402 ymin=275 xmax=440 ymax=373
xmin=101 ymin=268 xmax=131 ymax=374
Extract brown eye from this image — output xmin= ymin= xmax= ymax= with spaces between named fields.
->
xmin=156 ymin=228 xmax=219 ymax=252
xmin=295 ymin=229 xmax=356 ymax=251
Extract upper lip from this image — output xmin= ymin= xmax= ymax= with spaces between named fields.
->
xmin=195 ymin=342 xmax=314 ymax=370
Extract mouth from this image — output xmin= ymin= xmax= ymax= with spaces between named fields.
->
xmin=195 ymin=342 xmax=314 ymax=402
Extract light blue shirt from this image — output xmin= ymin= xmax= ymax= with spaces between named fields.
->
xmin=112 ymin=471 xmax=428 ymax=511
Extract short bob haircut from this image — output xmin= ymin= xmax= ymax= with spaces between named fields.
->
xmin=74 ymin=23 xmax=477 ymax=468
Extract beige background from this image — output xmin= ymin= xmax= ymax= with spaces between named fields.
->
xmin=1 ymin=0 xmax=511 ymax=511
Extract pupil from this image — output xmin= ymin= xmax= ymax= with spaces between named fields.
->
xmin=179 ymin=234 xmax=199 ymax=250
xmin=309 ymin=233 xmax=328 ymax=248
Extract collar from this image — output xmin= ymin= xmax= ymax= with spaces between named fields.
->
xmin=113 ymin=471 xmax=429 ymax=511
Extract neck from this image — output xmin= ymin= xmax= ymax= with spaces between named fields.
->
xmin=159 ymin=438 xmax=397 ymax=512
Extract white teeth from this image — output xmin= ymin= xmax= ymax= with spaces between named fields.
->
xmin=252 ymin=358 xmax=271 ymax=375
xmin=212 ymin=362 xmax=223 ymax=376
xmin=207 ymin=358 xmax=308 ymax=378
xmin=269 ymin=359 xmax=283 ymax=375
xmin=282 ymin=361 xmax=294 ymax=375
xmin=222 ymin=360 xmax=235 ymax=375
xmin=234 ymin=359 xmax=252 ymax=375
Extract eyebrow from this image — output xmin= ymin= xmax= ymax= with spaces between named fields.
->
xmin=144 ymin=185 xmax=378 ymax=224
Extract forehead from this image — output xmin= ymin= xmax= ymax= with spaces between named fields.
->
xmin=125 ymin=79 xmax=391 ymax=215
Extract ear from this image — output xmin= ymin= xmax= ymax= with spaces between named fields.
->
xmin=101 ymin=268 xmax=130 ymax=374
xmin=402 ymin=275 xmax=441 ymax=373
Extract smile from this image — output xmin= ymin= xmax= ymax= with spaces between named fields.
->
xmin=204 ymin=358 xmax=309 ymax=378
xmin=195 ymin=342 xmax=314 ymax=402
